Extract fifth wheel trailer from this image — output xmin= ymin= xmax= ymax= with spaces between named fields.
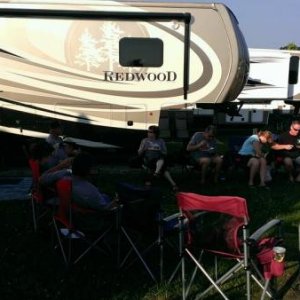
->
xmin=239 ymin=48 xmax=300 ymax=102
xmin=213 ymin=48 xmax=300 ymax=126
xmin=0 ymin=0 xmax=249 ymax=148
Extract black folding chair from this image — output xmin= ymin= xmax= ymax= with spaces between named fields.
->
xmin=116 ymin=182 xmax=180 ymax=283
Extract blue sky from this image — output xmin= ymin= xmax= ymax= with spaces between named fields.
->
xmin=196 ymin=0 xmax=300 ymax=49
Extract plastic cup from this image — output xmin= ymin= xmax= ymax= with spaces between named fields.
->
xmin=273 ymin=246 xmax=286 ymax=263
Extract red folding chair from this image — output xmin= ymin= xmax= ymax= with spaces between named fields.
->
xmin=53 ymin=178 xmax=119 ymax=266
xmin=28 ymin=159 xmax=49 ymax=231
xmin=171 ymin=192 xmax=284 ymax=300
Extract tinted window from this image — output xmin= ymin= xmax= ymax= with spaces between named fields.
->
xmin=119 ymin=38 xmax=163 ymax=67
xmin=289 ymin=56 xmax=299 ymax=84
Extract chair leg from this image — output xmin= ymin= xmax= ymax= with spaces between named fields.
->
xmin=298 ymin=223 xmax=300 ymax=257
xmin=185 ymin=251 xmax=204 ymax=297
xmin=195 ymin=260 xmax=243 ymax=300
xmin=186 ymin=248 xmax=230 ymax=300
xmin=53 ymin=220 xmax=69 ymax=266
xmin=260 ymin=279 xmax=270 ymax=300
xmin=250 ymin=260 xmax=273 ymax=299
xmin=120 ymin=227 xmax=157 ymax=283
xmin=31 ymin=197 xmax=37 ymax=232
xmin=73 ymin=227 xmax=112 ymax=265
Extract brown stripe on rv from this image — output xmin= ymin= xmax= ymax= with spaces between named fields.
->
xmin=0 ymin=80 xmax=126 ymax=110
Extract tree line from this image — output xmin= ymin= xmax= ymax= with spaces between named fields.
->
xmin=280 ymin=42 xmax=300 ymax=50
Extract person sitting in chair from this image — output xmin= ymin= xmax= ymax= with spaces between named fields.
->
xmin=270 ymin=119 xmax=300 ymax=182
xmin=30 ymin=141 xmax=69 ymax=203
xmin=138 ymin=125 xmax=178 ymax=191
xmin=72 ymin=152 xmax=114 ymax=211
xmin=45 ymin=120 xmax=67 ymax=167
xmin=40 ymin=152 xmax=115 ymax=213
xmin=238 ymin=130 xmax=273 ymax=187
xmin=186 ymin=125 xmax=223 ymax=184
xmin=44 ymin=137 xmax=81 ymax=174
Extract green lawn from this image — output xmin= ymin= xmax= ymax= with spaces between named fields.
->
xmin=1 ymin=165 xmax=300 ymax=299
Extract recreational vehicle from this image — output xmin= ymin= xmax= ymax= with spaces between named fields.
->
xmin=214 ymin=48 xmax=300 ymax=126
xmin=239 ymin=48 xmax=300 ymax=103
xmin=0 ymin=0 xmax=249 ymax=149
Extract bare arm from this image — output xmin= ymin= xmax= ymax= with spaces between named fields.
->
xmin=253 ymin=141 xmax=263 ymax=157
xmin=138 ymin=139 xmax=146 ymax=156
xmin=186 ymin=140 xmax=207 ymax=152
xmin=45 ymin=157 xmax=73 ymax=173
xmin=270 ymin=143 xmax=294 ymax=151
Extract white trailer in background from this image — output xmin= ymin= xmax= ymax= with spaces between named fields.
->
xmin=212 ymin=48 xmax=300 ymax=125
xmin=239 ymin=48 xmax=300 ymax=102
xmin=0 ymin=0 xmax=249 ymax=148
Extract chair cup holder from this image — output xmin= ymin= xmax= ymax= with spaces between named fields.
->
xmin=270 ymin=260 xmax=285 ymax=278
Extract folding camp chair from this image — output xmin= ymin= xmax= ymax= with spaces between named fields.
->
xmin=172 ymin=192 xmax=284 ymax=300
xmin=53 ymin=178 xmax=119 ymax=266
xmin=116 ymin=182 xmax=180 ymax=283
xmin=28 ymin=159 xmax=56 ymax=231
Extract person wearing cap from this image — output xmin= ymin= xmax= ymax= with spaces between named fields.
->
xmin=186 ymin=125 xmax=223 ymax=185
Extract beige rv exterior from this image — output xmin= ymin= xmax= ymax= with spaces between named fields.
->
xmin=0 ymin=0 xmax=248 ymax=145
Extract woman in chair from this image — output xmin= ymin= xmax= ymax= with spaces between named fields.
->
xmin=238 ymin=130 xmax=272 ymax=187
xmin=138 ymin=125 xmax=178 ymax=191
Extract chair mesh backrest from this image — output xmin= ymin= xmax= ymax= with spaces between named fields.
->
xmin=55 ymin=178 xmax=72 ymax=228
xmin=29 ymin=159 xmax=40 ymax=186
xmin=28 ymin=159 xmax=44 ymax=204
xmin=177 ymin=192 xmax=249 ymax=257
xmin=116 ymin=182 xmax=161 ymax=232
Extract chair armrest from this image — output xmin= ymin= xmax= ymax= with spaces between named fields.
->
xmin=249 ymin=219 xmax=282 ymax=241
xmin=162 ymin=212 xmax=180 ymax=223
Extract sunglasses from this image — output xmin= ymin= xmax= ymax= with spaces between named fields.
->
xmin=148 ymin=131 xmax=154 ymax=133
xmin=207 ymin=135 xmax=215 ymax=138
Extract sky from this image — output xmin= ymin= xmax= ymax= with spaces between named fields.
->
xmin=195 ymin=0 xmax=300 ymax=49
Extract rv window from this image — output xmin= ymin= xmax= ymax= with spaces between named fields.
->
xmin=119 ymin=38 xmax=163 ymax=67
xmin=289 ymin=56 xmax=299 ymax=84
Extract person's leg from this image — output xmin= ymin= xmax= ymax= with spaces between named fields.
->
xmin=198 ymin=157 xmax=211 ymax=184
xmin=211 ymin=155 xmax=223 ymax=183
xmin=259 ymin=157 xmax=267 ymax=186
xmin=294 ymin=156 xmax=300 ymax=182
xmin=154 ymin=159 xmax=164 ymax=175
xmin=247 ymin=157 xmax=259 ymax=186
xmin=283 ymin=157 xmax=294 ymax=182
xmin=163 ymin=170 xmax=178 ymax=190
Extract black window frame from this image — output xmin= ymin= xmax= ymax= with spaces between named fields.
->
xmin=289 ymin=56 xmax=299 ymax=84
xmin=119 ymin=37 xmax=163 ymax=68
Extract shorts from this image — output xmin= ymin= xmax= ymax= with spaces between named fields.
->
xmin=237 ymin=154 xmax=258 ymax=167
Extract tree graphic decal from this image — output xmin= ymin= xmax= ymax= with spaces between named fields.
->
xmin=75 ymin=29 xmax=103 ymax=71
xmin=75 ymin=22 xmax=124 ymax=72
xmin=99 ymin=22 xmax=124 ymax=70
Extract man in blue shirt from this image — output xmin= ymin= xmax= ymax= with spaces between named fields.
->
xmin=186 ymin=125 xmax=223 ymax=184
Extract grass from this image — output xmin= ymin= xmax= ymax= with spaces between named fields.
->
xmin=1 ymin=164 xmax=300 ymax=299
